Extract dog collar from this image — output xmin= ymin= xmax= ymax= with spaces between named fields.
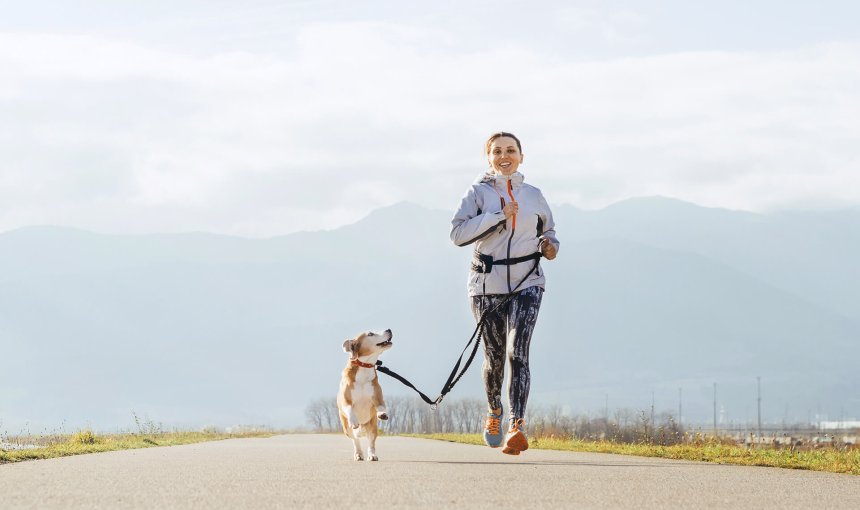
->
xmin=351 ymin=359 xmax=375 ymax=369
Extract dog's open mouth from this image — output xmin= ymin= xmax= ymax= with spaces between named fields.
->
xmin=376 ymin=339 xmax=393 ymax=347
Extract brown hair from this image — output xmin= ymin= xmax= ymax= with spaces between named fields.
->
xmin=485 ymin=132 xmax=522 ymax=155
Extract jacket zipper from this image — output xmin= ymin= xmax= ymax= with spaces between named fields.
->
xmin=506 ymin=179 xmax=516 ymax=293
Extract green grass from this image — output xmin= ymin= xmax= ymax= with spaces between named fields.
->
xmin=1 ymin=429 xmax=276 ymax=464
xmin=405 ymin=433 xmax=860 ymax=475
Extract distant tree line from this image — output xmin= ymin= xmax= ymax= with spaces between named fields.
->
xmin=305 ymin=396 xmax=686 ymax=445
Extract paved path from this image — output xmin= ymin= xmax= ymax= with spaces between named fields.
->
xmin=2 ymin=434 xmax=858 ymax=509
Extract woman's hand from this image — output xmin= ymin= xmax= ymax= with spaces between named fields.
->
xmin=502 ymin=201 xmax=518 ymax=220
xmin=540 ymin=239 xmax=557 ymax=260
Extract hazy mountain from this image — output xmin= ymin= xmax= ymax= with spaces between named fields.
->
xmin=560 ymin=197 xmax=860 ymax=321
xmin=1 ymin=199 xmax=858 ymax=432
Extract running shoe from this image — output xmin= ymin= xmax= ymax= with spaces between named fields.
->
xmin=502 ymin=418 xmax=529 ymax=455
xmin=482 ymin=408 xmax=504 ymax=448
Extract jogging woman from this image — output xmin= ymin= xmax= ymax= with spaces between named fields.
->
xmin=450 ymin=132 xmax=559 ymax=455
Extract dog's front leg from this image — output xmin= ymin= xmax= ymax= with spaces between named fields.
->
xmin=351 ymin=431 xmax=363 ymax=461
xmin=376 ymin=405 xmax=388 ymax=421
xmin=373 ymin=383 xmax=388 ymax=421
xmin=344 ymin=405 xmax=360 ymax=429
xmin=366 ymin=415 xmax=379 ymax=461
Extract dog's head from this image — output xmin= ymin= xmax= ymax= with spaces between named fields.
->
xmin=342 ymin=329 xmax=393 ymax=359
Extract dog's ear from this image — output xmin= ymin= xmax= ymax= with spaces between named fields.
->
xmin=342 ymin=339 xmax=355 ymax=355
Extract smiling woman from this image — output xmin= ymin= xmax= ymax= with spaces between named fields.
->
xmin=450 ymin=131 xmax=560 ymax=456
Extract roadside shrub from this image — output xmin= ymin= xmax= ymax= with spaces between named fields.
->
xmin=69 ymin=429 xmax=97 ymax=445
xmin=131 ymin=411 xmax=164 ymax=435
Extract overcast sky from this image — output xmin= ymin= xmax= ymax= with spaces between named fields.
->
xmin=2 ymin=1 xmax=859 ymax=237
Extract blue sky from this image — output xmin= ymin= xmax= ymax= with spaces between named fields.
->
xmin=1 ymin=1 xmax=858 ymax=236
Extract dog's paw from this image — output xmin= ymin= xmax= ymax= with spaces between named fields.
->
xmin=353 ymin=452 xmax=363 ymax=461
xmin=368 ymin=454 xmax=378 ymax=462
xmin=377 ymin=412 xmax=388 ymax=421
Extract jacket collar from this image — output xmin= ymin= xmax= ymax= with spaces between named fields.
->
xmin=477 ymin=170 xmax=524 ymax=188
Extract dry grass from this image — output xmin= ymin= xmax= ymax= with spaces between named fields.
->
xmin=1 ymin=429 xmax=277 ymax=464
xmin=406 ymin=433 xmax=860 ymax=475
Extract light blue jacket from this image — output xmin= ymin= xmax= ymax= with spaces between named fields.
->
xmin=450 ymin=171 xmax=559 ymax=296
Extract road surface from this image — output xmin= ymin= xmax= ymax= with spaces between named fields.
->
xmin=2 ymin=434 xmax=858 ymax=509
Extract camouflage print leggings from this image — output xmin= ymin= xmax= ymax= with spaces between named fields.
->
xmin=470 ymin=285 xmax=543 ymax=426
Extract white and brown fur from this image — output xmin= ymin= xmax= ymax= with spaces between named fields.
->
xmin=337 ymin=329 xmax=392 ymax=461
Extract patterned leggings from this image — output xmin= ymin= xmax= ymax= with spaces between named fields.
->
xmin=470 ymin=285 xmax=543 ymax=426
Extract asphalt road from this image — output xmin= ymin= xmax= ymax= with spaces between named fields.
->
xmin=2 ymin=434 xmax=858 ymax=509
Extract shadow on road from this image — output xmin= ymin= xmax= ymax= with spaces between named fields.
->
xmin=399 ymin=460 xmax=694 ymax=468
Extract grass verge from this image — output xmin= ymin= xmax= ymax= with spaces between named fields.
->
xmin=1 ymin=430 xmax=276 ymax=464
xmin=405 ymin=433 xmax=860 ymax=476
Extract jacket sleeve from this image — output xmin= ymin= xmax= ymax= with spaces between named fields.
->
xmin=450 ymin=185 xmax=507 ymax=247
xmin=536 ymin=191 xmax=560 ymax=255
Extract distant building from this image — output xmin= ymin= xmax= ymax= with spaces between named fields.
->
xmin=819 ymin=420 xmax=860 ymax=430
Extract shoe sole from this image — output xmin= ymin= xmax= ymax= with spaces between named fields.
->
xmin=505 ymin=431 xmax=529 ymax=452
xmin=501 ymin=446 xmax=521 ymax=455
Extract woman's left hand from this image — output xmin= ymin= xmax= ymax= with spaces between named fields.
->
xmin=540 ymin=239 xmax=557 ymax=260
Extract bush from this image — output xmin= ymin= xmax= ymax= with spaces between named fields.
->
xmin=69 ymin=429 xmax=97 ymax=445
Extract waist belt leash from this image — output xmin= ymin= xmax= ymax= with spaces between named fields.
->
xmin=472 ymin=251 xmax=542 ymax=273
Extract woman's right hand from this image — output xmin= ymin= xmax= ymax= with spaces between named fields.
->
xmin=502 ymin=201 xmax=518 ymax=220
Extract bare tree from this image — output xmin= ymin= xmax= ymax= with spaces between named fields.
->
xmin=305 ymin=399 xmax=324 ymax=431
xmin=304 ymin=396 xmax=688 ymax=444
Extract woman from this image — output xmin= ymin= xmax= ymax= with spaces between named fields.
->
xmin=450 ymin=132 xmax=559 ymax=455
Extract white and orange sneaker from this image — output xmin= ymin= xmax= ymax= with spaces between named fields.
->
xmin=502 ymin=418 xmax=529 ymax=455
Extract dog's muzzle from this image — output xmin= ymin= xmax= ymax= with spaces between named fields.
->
xmin=377 ymin=330 xmax=393 ymax=347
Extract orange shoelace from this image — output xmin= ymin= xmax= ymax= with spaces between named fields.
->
xmin=485 ymin=415 xmax=501 ymax=436
xmin=509 ymin=418 xmax=525 ymax=433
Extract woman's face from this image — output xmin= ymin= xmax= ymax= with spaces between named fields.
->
xmin=487 ymin=136 xmax=523 ymax=176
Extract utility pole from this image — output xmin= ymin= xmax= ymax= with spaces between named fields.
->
xmin=651 ymin=391 xmax=655 ymax=429
xmin=713 ymin=383 xmax=717 ymax=437
xmin=678 ymin=387 xmax=682 ymax=430
xmin=604 ymin=393 xmax=609 ymax=435
xmin=605 ymin=394 xmax=609 ymax=423
xmin=841 ymin=405 xmax=845 ymax=432
xmin=757 ymin=376 xmax=762 ymax=438
xmin=817 ymin=402 xmax=822 ymax=433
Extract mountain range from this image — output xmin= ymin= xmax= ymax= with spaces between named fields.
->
xmin=1 ymin=197 xmax=857 ymax=432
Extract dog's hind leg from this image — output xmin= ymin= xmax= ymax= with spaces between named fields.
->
xmin=341 ymin=413 xmax=363 ymax=461
xmin=366 ymin=414 xmax=379 ymax=461
xmin=350 ymin=427 xmax=363 ymax=461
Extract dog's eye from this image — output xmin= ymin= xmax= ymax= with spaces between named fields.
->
xmin=367 ymin=332 xmax=375 ymax=336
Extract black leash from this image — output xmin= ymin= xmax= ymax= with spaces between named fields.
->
xmin=374 ymin=363 xmax=439 ymax=406
xmin=375 ymin=257 xmax=541 ymax=410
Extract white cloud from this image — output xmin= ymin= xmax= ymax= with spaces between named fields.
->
xmin=554 ymin=6 xmax=645 ymax=44
xmin=1 ymin=16 xmax=859 ymax=236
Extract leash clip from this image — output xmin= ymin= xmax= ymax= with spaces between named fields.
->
xmin=430 ymin=395 xmax=444 ymax=411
